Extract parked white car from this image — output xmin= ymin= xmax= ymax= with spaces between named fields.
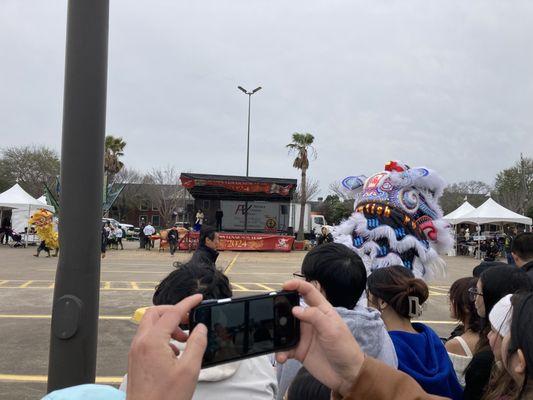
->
xmin=102 ymin=218 xmax=134 ymax=231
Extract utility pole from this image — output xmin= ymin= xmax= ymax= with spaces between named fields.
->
xmin=47 ymin=0 xmax=109 ymax=392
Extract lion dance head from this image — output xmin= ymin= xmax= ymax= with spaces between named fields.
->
xmin=28 ymin=209 xmax=54 ymax=228
xmin=334 ymin=161 xmax=453 ymax=280
xmin=29 ymin=208 xmax=59 ymax=250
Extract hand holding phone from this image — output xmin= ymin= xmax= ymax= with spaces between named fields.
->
xmin=189 ymin=291 xmax=300 ymax=368
xmin=127 ymin=295 xmax=208 ymax=400
xmin=275 ymin=280 xmax=365 ymax=398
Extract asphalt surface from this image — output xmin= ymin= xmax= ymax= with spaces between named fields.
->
xmin=0 ymin=241 xmax=480 ymax=399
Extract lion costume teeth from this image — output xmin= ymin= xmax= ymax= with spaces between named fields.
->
xmin=333 ymin=161 xmax=453 ymax=280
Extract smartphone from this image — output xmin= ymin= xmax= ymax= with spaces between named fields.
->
xmin=189 ymin=290 xmax=300 ymax=368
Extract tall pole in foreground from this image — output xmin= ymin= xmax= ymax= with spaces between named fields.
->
xmin=47 ymin=0 xmax=109 ymax=392
xmin=237 ymin=86 xmax=262 ymax=232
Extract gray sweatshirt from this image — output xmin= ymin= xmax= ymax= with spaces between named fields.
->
xmin=275 ymin=305 xmax=398 ymax=399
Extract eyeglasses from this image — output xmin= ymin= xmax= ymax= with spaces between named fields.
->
xmin=468 ymin=287 xmax=483 ymax=301
xmin=292 ymin=272 xmax=306 ymax=280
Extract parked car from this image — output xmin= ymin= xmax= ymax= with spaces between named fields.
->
xmin=102 ymin=218 xmax=134 ymax=232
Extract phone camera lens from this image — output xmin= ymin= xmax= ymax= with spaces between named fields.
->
xmin=279 ymin=316 xmax=288 ymax=327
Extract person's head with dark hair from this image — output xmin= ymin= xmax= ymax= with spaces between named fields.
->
xmin=449 ymin=277 xmax=481 ymax=333
xmin=511 ymin=233 xmax=533 ymax=267
xmin=286 ymin=367 xmax=331 ymax=400
xmin=470 ymin=265 xmax=533 ymax=355
xmin=367 ymin=265 xmax=429 ymax=321
xmin=300 ymin=243 xmax=367 ymax=309
xmin=472 ymin=261 xmax=508 ymax=278
xmin=475 ymin=265 xmax=533 ymax=319
xmin=152 ymin=261 xmax=232 ymax=305
xmin=199 ymin=225 xmax=219 ymax=250
xmin=502 ymin=293 xmax=533 ymax=397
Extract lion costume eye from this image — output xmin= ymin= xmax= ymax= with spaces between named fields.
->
xmin=399 ymin=188 xmax=420 ymax=213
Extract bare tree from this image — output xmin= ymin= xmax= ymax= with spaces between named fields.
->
xmin=328 ymin=180 xmax=357 ymax=201
xmin=109 ymin=168 xmax=149 ymax=221
xmin=447 ymin=181 xmax=492 ymax=195
xmin=145 ymin=166 xmax=182 ymax=227
xmin=0 ymin=145 xmax=60 ymax=197
xmin=112 ymin=167 xmax=145 ymax=184
xmin=293 ymin=177 xmax=321 ymax=202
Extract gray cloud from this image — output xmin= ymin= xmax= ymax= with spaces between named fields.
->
xmin=1 ymin=0 xmax=532 ymax=196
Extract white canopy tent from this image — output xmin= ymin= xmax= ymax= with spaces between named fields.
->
xmin=0 ymin=184 xmax=55 ymax=234
xmin=453 ymin=198 xmax=532 ymax=226
xmin=443 ymin=201 xmax=476 ymax=225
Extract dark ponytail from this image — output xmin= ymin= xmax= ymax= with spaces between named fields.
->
xmin=367 ymin=265 xmax=429 ymax=318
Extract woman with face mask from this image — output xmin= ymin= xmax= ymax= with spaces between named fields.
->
xmin=464 ymin=266 xmax=532 ymax=399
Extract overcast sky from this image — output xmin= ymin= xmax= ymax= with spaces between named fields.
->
xmin=1 ymin=1 xmax=532 ymax=197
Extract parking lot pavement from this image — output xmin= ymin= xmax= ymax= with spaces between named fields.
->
xmin=0 ymin=242 xmax=481 ymax=399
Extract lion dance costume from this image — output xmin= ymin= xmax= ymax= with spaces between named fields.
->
xmin=334 ymin=161 xmax=453 ymax=280
xmin=29 ymin=208 xmax=59 ymax=257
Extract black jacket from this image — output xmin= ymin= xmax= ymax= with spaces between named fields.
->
xmin=167 ymin=229 xmax=178 ymax=242
xmin=190 ymin=245 xmax=219 ymax=267
xmin=317 ymin=233 xmax=334 ymax=246
xmin=464 ymin=350 xmax=494 ymax=400
xmin=523 ymin=260 xmax=533 ymax=285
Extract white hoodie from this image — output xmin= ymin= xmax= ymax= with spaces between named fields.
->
xmin=120 ymin=338 xmax=277 ymax=400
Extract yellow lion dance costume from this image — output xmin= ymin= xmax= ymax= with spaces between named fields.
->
xmin=29 ymin=208 xmax=59 ymax=257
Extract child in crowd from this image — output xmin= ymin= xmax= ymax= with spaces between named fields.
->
xmin=367 ymin=265 xmax=463 ymax=400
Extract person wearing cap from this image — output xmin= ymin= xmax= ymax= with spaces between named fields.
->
xmin=488 ymin=294 xmax=513 ymax=362
xmin=482 ymin=294 xmax=519 ymax=399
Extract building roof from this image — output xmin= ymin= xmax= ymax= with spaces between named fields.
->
xmin=180 ymin=173 xmax=297 ymax=201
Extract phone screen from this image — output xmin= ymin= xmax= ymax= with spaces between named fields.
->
xmin=190 ymin=291 xmax=299 ymax=367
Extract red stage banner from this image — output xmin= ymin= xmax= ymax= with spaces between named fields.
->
xmin=180 ymin=176 xmax=294 ymax=196
xmin=179 ymin=232 xmax=295 ymax=252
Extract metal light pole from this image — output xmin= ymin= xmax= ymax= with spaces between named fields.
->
xmin=237 ymin=86 xmax=261 ymax=232
xmin=47 ymin=0 xmax=109 ymax=392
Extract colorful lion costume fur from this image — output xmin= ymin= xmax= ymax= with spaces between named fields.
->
xmin=29 ymin=208 xmax=59 ymax=252
xmin=334 ymin=161 xmax=453 ymax=280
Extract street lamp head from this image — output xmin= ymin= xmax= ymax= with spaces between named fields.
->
xmin=252 ymin=86 xmax=262 ymax=93
xmin=238 ymin=86 xmax=248 ymax=94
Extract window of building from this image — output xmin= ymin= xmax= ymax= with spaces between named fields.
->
xmin=140 ymin=200 xmax=149 ymax=211
xmin=152 ymin=215 xmax=160 ymax=227
xmin=139 ymin=215 xmax=147 ymax=225
xmin=152 ymin=202 xmax=159 ymax=211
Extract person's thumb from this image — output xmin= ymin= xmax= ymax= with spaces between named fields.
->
xmin=180 ymin=323 xmax=208 ymax=372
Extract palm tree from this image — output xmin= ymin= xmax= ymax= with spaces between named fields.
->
xmin=287 ymin=132 xmax=315 ymax=241
xmin=104 ymin=135 xmax=126 ymax=184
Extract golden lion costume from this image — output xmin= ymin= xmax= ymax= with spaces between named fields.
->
xmin=29 ymin=208 xmax=59 ymax=257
